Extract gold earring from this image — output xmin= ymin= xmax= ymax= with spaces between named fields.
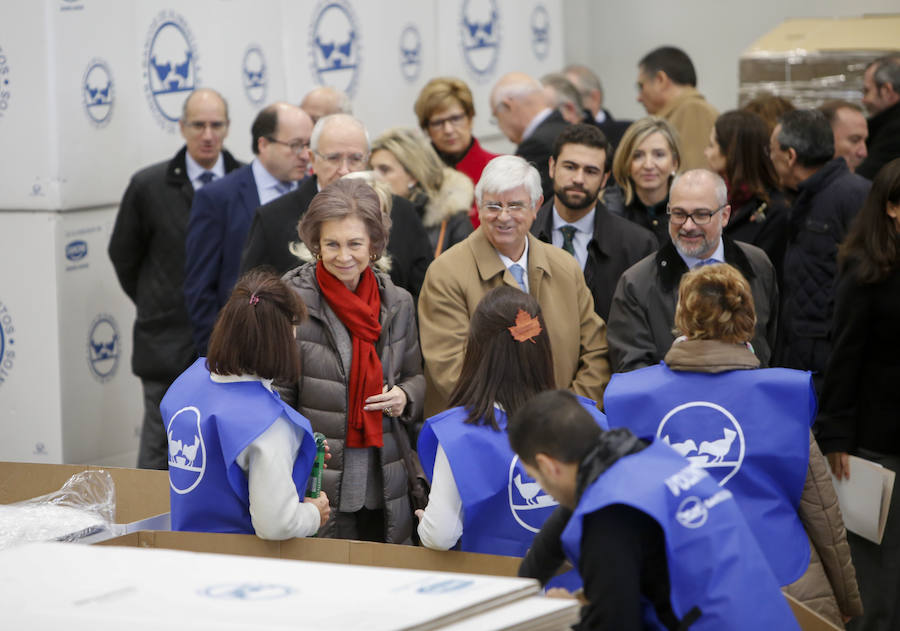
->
xmin=316 ymin=252 xmax=322 ymax=261
xmin=370 ymin=253 xmax=378 ymax=262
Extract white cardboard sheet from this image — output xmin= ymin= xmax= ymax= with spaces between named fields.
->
xmin=831 ymin=455 xmax=895 ymax=544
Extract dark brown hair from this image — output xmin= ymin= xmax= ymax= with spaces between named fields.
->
xmin=206 ymin=269 xmax=306 ymax=381
xmin=742 ymin=93 xmax=795 ymax=136
xmin=297 ymin=178 xmax=391 ymax=258
xmin=839 ymin=157 xmax=900 ymax=283
xmin=674 ymin=263 xmax=756 ymax=344
xmin=448 ymin=286 xmax=555 ymax=430
xmin=713 ymin=110 xmax=778 ymax=204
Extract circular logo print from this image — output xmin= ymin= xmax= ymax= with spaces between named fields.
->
xmin=87 ymin=314 xmax=120 ymax=382
xmin=167 ymin=406 xmax=207 ymax=495
xmin=201 ymin=584 xmax=294 ymax=600
xmin=675 ymin=496 xmax=708 ymax=529
xmin=459 ymin=0 xmax=500 ymax=82
xmin=508 ymin=455 xmax=558 ymax=533
xmin=82 ymin=58 xmax=114 ymax=127
xmin=0 ymin=300 xmax=15 ymax=389
xmin=142 ymin=12 xmax=199 ymax=131
xmin=530 ymin=5 xmax=550 ymax=61
xmin=399 ymin=24 xmax=422 ymax=82
xmin=657 ymin=401 xmax=746 ymax=487
xmin=242 ymin=45 xmax=267 ymax=106
xmin=309 ymin=0 xmax=361 ymax=97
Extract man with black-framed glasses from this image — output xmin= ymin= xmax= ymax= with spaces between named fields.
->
xmin=607 ymin=169 xmax=779 ymax=373
xmin=110 ymin=88 xmax=243 ymax=469
xmin=184 ymin=102 xmax=313 ymax=356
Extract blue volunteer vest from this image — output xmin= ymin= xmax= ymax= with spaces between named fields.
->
xmin=561 ymin=439 xmax=799 ymax=630
xmin=603 ymin=364 xmax=814 ymax=586
xmin=418 ymin=397 xmax=607 ymax=590
xmin=160 ymin=358 xmax=316 ymax=534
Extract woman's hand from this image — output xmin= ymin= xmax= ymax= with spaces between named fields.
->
xmin=364 ymin=384 xmax=408 ymax=417
xmin=322 ymin=439 xmax=332 ymax=469
xmin=305 ymin=491 xmax=331 ymax=528
xmin=828 ymin=452 xmax=851 ymax=480
xmin=415 ymin=509 xmax=425 ymax=522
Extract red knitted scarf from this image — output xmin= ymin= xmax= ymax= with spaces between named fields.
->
xmin=316 ymin=262 xmax=384 ymax=448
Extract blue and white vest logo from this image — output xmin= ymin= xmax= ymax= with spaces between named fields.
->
xmin=65 ymin=240 xmax=88 ymax=262
xmin=82 ymin=58 xmax=114 ymax=127
xmin=142 ymin=11 xmax=199 ymax=132
xmin=508 ymin=455 xmax=558 ymax=533
xmin=87 ymin=314 xmax=119 ymax=382
xmin=460 ymin=0 xmax=500 ymax=82
xmin=309 ymin=0 xmax=361 ymax=98
xmin=167 ymin=406 xmax=207 ymax=494
xmin=201 ymin=583 xmax=294 ymax=600
xmin=530 ymin=4 xmax=550 ymax=61
xmin=399 ymin=25 xmax=422 ymax=83
xmin=675 ymin=496 xmax=708 ymax=529
xmin=0 ymin=300 xmax=16 ymax=389
xmin=242 ymin=45 xmax=267 ymax=106
xmin=658 ymin=401 xmax=746 ymax=486
xmin=0 ymin=44 xmax=11 ymax=121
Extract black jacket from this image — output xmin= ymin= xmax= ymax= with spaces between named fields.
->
xmin=778 ymin=159 xmax=870 ymax=388
xmin=531 ymin=199 xmax=657 ymax=320
xmin=816 ymin=260 xmax=900 ymax=455
xmin=516 ymin=109 xmax=569 ymax=202
xmin=857 ymin=100 xmax=900 ymax=180
xmin=108 ymin=146 xmax=242 ymax=381
xmin=723 ymin=189 xmax=789 ymax=283
xmin=518 ymin=429 xmax=679 ymax=630
xmin=240 ymin=175 xmax=433 ymax=301
xmin=603 ymin=183 xmax=670 ymax=246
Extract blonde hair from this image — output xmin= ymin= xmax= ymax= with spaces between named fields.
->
xmin=674 ymin=263 xmax=756 ymax=344
xmin=414 ymin=77 xmax=476 ymax=129
xmin=371 ymin=127 xmax=446 ymax=200
xmin=612 ymin=117 xmax=682 ymax=205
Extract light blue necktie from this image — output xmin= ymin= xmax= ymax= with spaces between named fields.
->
xmin=694 ymin=258 xmax=719 ymax=268
xmin=509 ymin=263 xmax=527 ymax=292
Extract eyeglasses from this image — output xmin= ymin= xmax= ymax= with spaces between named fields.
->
xmin=427 ymin=113 xmax=467 ymax=131
xmin=267 ymin=137 xmax=311 ymax=155
xmin=667 ymin=204 xmax=726 ymax=226
xmin=482 ymin=201 xmax=530 ymax=216
xmin=314 ymin=151 xmax=368 ymax=169
xmin=185 ymin=120 xmax=228 ymax=133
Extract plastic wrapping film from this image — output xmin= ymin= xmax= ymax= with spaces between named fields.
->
xmin=738 ymin=49 xmax=895 ymax=109
xmin=0 ymin=470 xmax=116 ymax=550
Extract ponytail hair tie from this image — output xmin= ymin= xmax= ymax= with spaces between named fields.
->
xmin=249 ymin=294 xmax=260 ymax=306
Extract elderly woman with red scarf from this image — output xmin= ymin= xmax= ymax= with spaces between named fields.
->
xmin=280 ymin=177 xmax=424 ymax=544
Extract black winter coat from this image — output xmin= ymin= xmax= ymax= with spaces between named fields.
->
xmin=857 ymin=100 xmax=900 ymax=181
xmin=108 ymin=146 xmax=242 ymax=380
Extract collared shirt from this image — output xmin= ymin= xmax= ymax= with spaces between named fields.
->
xmin=594 ymin=109 xmax=607 ymax=125
xmin=186 ymin=152 xmax=225 ymax=190
xmin=252 ymin=159 xmax=297 ymax=207
xmin=676 ymin=237 xmax=726 ymax=269
xmin=551 ymin=204 xmax=595 ymax=270
xmin=521 ymin=108 xmax=554 ymax=143
xmin=496 ymin=237 xmax=530 ymax=293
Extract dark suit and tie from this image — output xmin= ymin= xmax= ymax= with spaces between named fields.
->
xmin=516 ymin=109 xmax=570 ymax=202
xmin=184 ymin=164 xmax=263 ymax=354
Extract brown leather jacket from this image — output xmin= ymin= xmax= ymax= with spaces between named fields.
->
xmin=664 ymin=339 xmax=862 ymax=627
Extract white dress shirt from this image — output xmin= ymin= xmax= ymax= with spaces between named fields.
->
xmin=185 ymin=152 xmax=225 ymax=190
xmin=551 ymin=204 xmax=595 ymax=270
xmin=251 ymin=159 xmax=297 ymax=207
xmin=497 ymin=237 xmax=531 ymax=293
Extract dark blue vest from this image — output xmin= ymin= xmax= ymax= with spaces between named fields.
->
xmin=604 ymin=364 xmax=814 ymax=586
xmin=161 ymin=358 xmax=316 ymax=534
xmin=418 ymin=397 xmax=606 ymax=593
xmin=562 ymin=439 xmax=799 ymax=630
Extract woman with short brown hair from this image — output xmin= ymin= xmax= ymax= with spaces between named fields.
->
xmin=283 ymin=177 xmax=425 ymax=544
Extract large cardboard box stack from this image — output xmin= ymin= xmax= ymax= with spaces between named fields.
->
xmin=739 ymin=15 xmax=900 ymax=109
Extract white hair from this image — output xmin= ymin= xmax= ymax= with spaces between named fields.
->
xmin=475 ymin=155 xmax=542 ymax=206
xmin=310 ymin=113 xmax=370 ymax=153
xmin=670 ymin=169 xmax=728 ymax=207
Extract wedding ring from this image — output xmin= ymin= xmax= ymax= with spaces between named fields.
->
xmin=384 ymin=406 xmax=392 ymax=416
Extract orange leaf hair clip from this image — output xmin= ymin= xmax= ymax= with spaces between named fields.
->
xmin=508 ymin=309 xmax=542 ymax=343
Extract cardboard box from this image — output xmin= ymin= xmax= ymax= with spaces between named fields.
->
xmin=0 ymin=461 xmax=169 ymax=524
xmin=100 ymin=530 xmax=522 ymax=577
xmin=739 ymin=15 xmax=900 ymax=108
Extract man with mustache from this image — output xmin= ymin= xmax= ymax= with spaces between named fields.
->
xmin=531 ymin=124 xmax=656 ymax=320
xmin=607 ymin=169 xmax=778 ymax=373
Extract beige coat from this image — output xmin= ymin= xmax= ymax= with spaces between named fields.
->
xmin=658 ymin=86 xmax=719 ymax=171
xmin=418 ymin=227 xmax=611 ymax=417
xmin=664 ymin=340 xmax=863 ymax=627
